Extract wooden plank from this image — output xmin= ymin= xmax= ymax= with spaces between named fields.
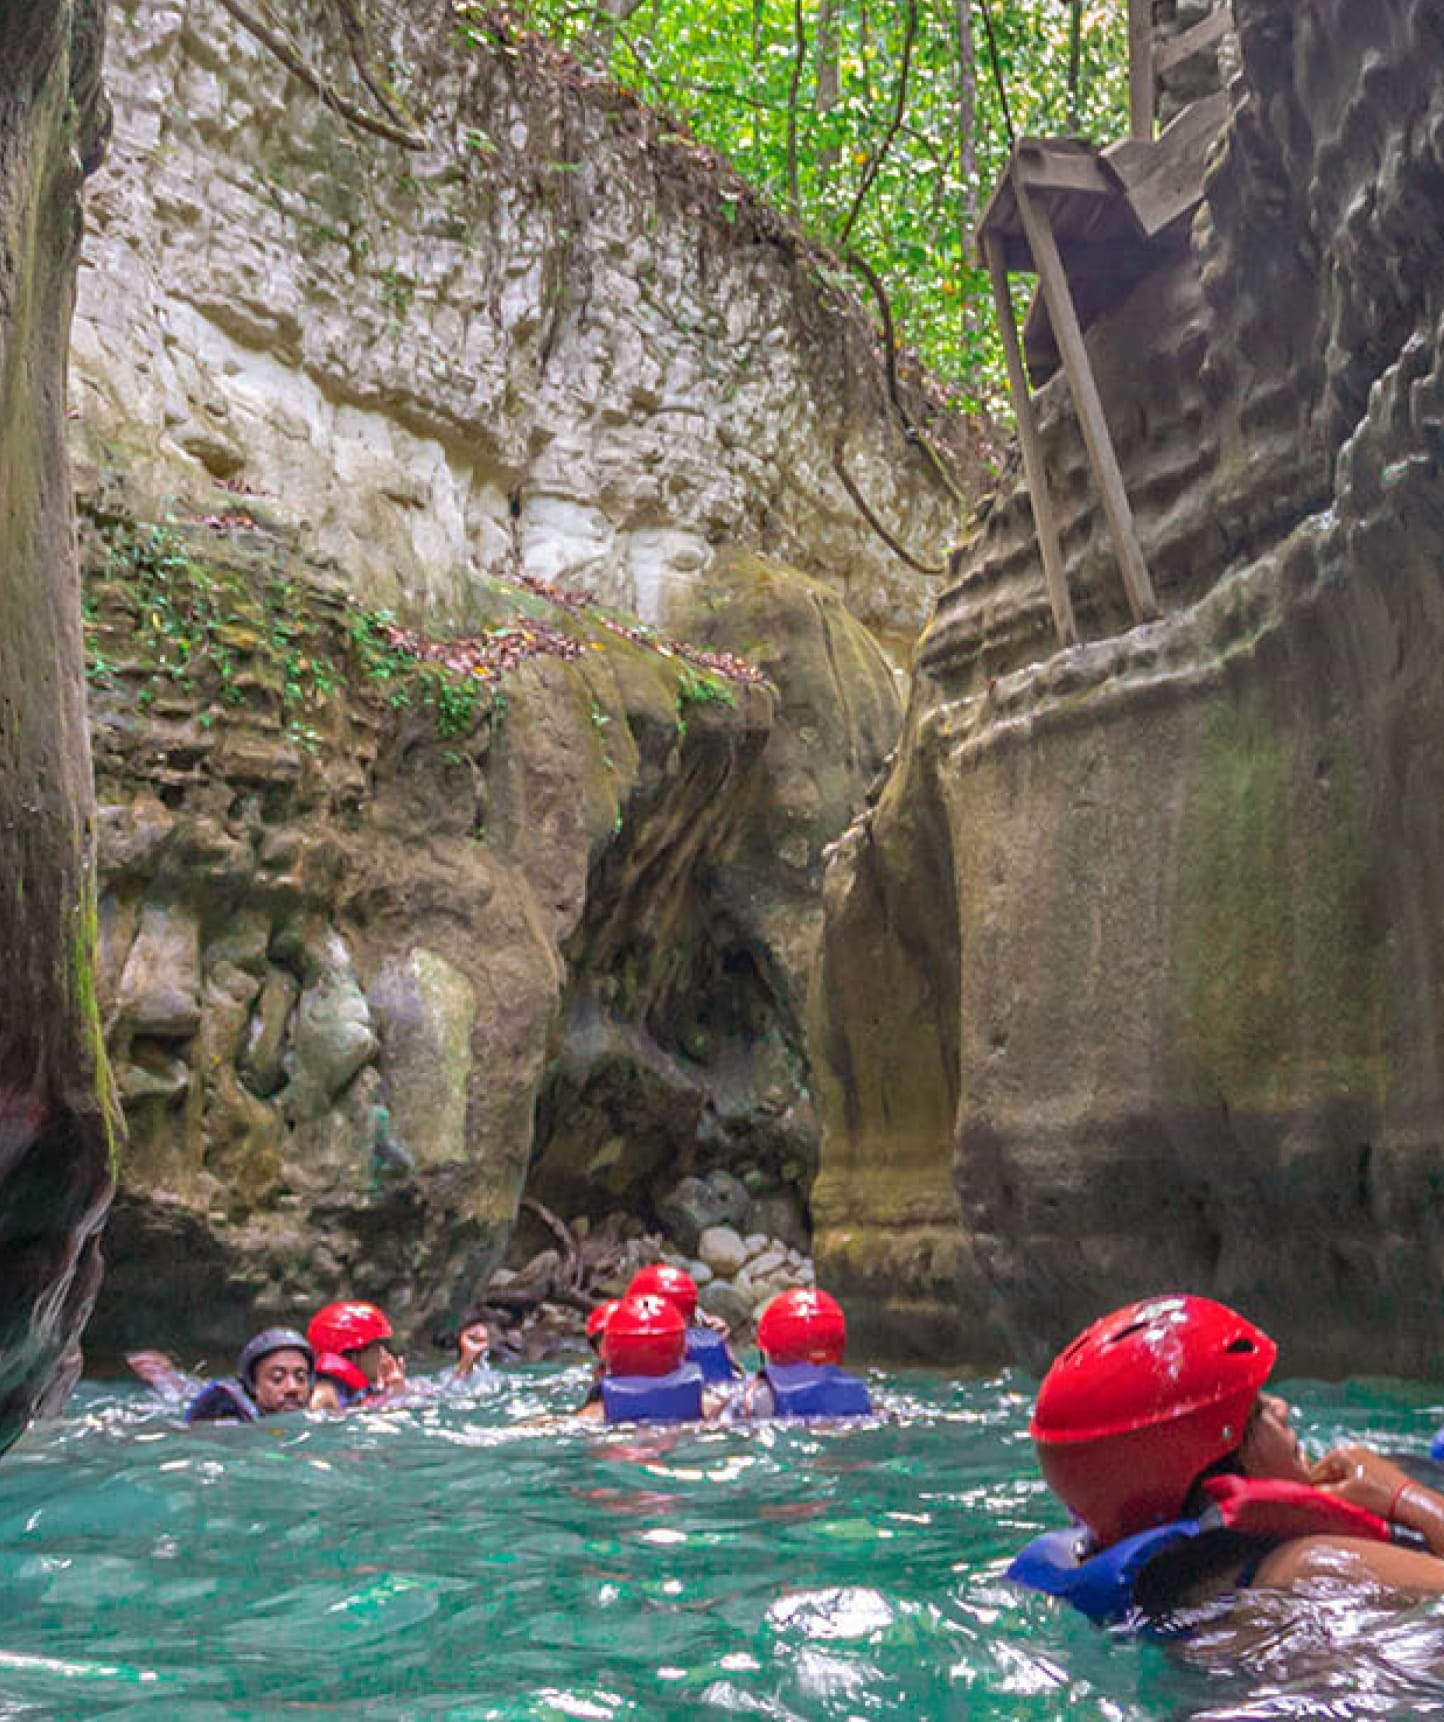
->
xmin=1128 ymin=0 xmax=1154 ymax=140
xmin=1108 ymin=89 xmax=1230 ymax=238
xmin=985 ymin=234 xmax=1078 ymax=649
xmin=1014 ymin=180 xmax=1159 ymax=625
xmin=1155 ymin=7 xmax=1230 ymax=75
xmin=1013 ymin=142 xmax=1115 ymax=199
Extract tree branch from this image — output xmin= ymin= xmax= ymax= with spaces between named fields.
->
xmin=212 ymin=0 xmax=428 ymax=150
xmin=836 ymin=0 xmax=918 ymax=249
xmin=832 ymin=444 xmax=946 ymax=576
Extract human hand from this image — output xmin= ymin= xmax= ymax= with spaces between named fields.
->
xmin=378 ymin=1349 xmax=407 ymax=1393
xmin=457 ymin=1322 xmax=490 ymax=1365
xmin=1310 ymin=1444 xmax=1414 ymax=1518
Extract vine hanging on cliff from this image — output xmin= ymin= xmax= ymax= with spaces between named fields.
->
xmin=212 ymin=0 xmax=428 ymax=149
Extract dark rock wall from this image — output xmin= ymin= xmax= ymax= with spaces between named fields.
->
xmin=812 ymin=0 xmax=1444 ymax=1374
xmin=0 ymin=0 xmax=117 ymax=1449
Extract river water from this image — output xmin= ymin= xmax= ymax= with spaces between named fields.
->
xmin=4 ymin=1367 xmax=1444 ymax=1717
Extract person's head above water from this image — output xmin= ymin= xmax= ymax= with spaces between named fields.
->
xmin=237 ymin=1328 xmax=312 ymax=1415
xmin=307 ymin=1301 xmax=394 ymax=1388
xmin=757 ymin=1288 xmax=848 ymax=1367
xmin=627 ymin=1264 xmax=698 ymax=1324
xmin=586 ymin=1299 xmax=621 ymax=1355
xmin=1031 ymin=1293 xmax=1298 ymax=1547
xmin=602 ymin=1293 xmax=686 ymax=1378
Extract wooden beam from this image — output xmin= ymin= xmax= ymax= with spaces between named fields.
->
xmin=984 ymin=233 xmax=1078 ymax=649
xmin=1013 ymin=180 xmax=1159 ymax=625
xmin=1128 ymin=0 xmax=1154 ymax=140
xmin=1155 ymin=7 xmax=1229 ymax=75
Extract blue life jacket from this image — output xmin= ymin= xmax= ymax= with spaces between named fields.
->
xmin=183 ymin=1378 xmax=260 ymax=1425
xmin=601 ymin=1365 xmax=705 ymax=1425
xmin=1007 ymin=1520 xmax=1209 ymax=1624
xmin=1009 ymin=1477 xmax=1410 ymax=1626
xmin=686 ymin=1325 xmax=738 ymax=1384
xmin=762 ymin=1363 xmax=873 ymax=1419
xmin=1430 ymin=1429 xmax=1444 ymax=1462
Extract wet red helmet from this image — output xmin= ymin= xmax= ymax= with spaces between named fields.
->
xmin=757 ymin=1288 xmax=847 ymax=1366
xmin=602 ymin=1293 xmax=686 ymax=1378
xmin=307 ymin=1301 xmax=393 ymax=1358
xmin=1031 ymin=1295 xmax=1277 ymax=1548
xmin=628 ymin=1264 xmax=698 ymax=1323
xmin=586 ymin=1299 xmax=621 ymax=1352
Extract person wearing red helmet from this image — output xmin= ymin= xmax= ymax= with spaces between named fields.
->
xmin=742 ymin=1288 xmax=872 ymax=1420
xmin=574 ymin=1298 xmax=622 ymax=1414
xmin=307 ymin=1301 xmax=405 ymax=1411
xmin=627 ymin=1264 xmax=740 ymax=1385
xmin=1011 ymin=1294 xmax=1444 ymax=1623
xmin=574 ymin=1293 xmax=705 ymax=1425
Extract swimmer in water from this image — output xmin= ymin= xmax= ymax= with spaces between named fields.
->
xmin=575 ymin=1298 xmax=622 ymax=1414
xmin=737 ymin=1288 xmax=872 ymax=1420
xmin=306 ymin=1301 xmax=405 ymax=1410
xmin=181 ymin=1329 xmax=313 ymax=1425
xmin=1010 ymin=1294 xmax=1444 ymax=1624
xmin=628 ymin=1264 xmax=740 ymax=1385
xmin=574 ymin=1293 xmax=707 ymax=1426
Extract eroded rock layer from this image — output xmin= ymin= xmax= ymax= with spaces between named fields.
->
xmin=0 ymin=0 xmax=117 ymax=1450
xmin=812 ymin=0 xmax=1444 ymax=1374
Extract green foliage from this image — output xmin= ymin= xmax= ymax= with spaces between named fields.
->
xmin=498 ymin=0 xmax=1129 ymax=405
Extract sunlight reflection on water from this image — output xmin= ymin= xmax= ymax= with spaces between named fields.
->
xmin=0 ymin=1368 xmax=1443 ymax=1715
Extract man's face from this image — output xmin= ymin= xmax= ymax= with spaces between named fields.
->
xmin=252 ymin=1348 xmax=311 ymax=1414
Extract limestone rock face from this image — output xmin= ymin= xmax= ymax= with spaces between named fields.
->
xmin=811 ymin=0 xmax=1444 ymax=1374
xmin=74 ymin=0 xmax=977 ymax=661
xmin=81 ymin=515 xmax=900 ymax=1358
xmin=0 ymin=0 xmax=117 ymax=1452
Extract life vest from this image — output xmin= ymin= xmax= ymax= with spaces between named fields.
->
xmin=1429 ymin=1429 xmax=1444 ymax=1462
xmin=761 ymin=1362 xmax=873 ymax=1419
xmin=685 ymin=1325 xmax=738 ymax=1384
xmin=601 ymin=1365 xmax=705 ymax=1425
xmin=314 ymin=1350 xmax=372 ymax=1407
xmin=1009 ymin=1477 xmax=1402 ymax=1625
xmin=183 ymin=1378 xmax=259 ymax=1425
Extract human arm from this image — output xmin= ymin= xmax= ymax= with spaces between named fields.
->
xmin=309 ymin=1379 xmax=342 ymax=1412
xmin=1311 ymin=1445 xmax=1444 ymax=1558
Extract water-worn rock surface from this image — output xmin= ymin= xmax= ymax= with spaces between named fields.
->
xmin=57 ymin=0 xmax=979 ymax=1359
xmin=81 ymin=513 xmax=900 ymax=1358
xmin=0 ymin=0 xmax=118 ymax=1451
xmin=812 ymin=0 xmax=1444 ymax=1374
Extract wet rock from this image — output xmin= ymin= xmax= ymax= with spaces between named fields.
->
xmin=656 ymin=1169 xmax=752 ymax=1255
xmin=116 ymin=903 xmax=202 ymax=1039
xmin=698 ymin=1278 xmax=752 ymax=1332
xmin=698 ymin=1225 xmax=748 ymax=1278
xmin=240 ymin=966 xmax=299 ymax=1099
xmin=284 ymin=950 xmax=378 ymax=1117
xmin=748 ymin=1189 xmax=810 ymax=1254
xmin=368 ymin=948 xmax=477 ymax=1172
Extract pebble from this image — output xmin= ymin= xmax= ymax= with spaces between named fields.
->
xmin=749 ymin=1245 xmax=787 ymax=1281
xmin=743 ymin=1232 xmax=769 ymax=1257
xmin=690 ymin=1260 xmax=714 ymax=1286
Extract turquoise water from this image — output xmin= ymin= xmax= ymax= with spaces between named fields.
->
xmin=4 ymin=1368 xmax=1444 ymax=1717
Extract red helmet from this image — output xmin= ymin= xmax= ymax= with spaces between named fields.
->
xmin=1031 ymin=1295 xmax=1277 ymax=1547
xmin=313 ymin=1351 xmax=370 ymax=1396
xmin=586 ymin=1299 xmax=621 ymax=1352
xmin=307 ymin=1301 xmax=393 ymax=1358
xmin=628 ymin=1264 xmax=698 ymax=1323
xmin=757 ymin=1288 xmax=848 ymax=1366
xmin=602 ymin=1293 xmax=686 ymax=1378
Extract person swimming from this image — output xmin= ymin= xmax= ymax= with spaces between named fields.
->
xmin=1010 ymin=1294 xmax=1444 ymax=1625
xmin=574 ymin=1293 xmax=705 ymax=1426
xmin=306 ymin=1301 xmax=404 ymax=1411
xmin=738 ymin=1288 xmax=872 ymax=1420
xmin=628 ymin=1264 xmax=740 ymax=1384
xmin=182 ymin=1329 xmax=313 ymax=1425
xmin=574 ymin=1298 xmax=622 ymax=1413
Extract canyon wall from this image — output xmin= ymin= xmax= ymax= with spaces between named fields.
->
xmin=67 ymin=0 xmax=961 ymax=1358
xmin=812 ymin=0 xmax=1444 ymax=1374
xmin=0 ymin=0 xmax=118 ymax=1449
